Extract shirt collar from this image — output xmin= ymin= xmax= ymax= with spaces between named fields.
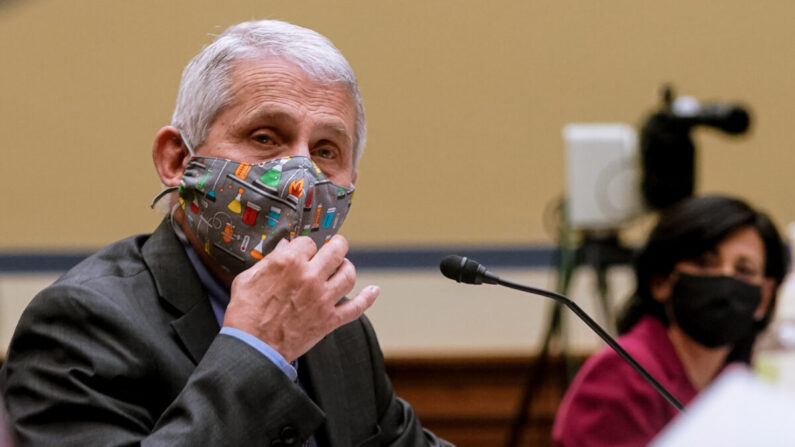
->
xmin=170 ymin=216 xmax=230 ymax=325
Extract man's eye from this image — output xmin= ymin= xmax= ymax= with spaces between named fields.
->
xmin=313 ymin=148 xmax=336 ymax=159
xmin=254 ymin=134 xmax=274 ymax=144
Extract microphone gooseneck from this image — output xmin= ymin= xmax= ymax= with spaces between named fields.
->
xmin=439 ymin=255 xmax=685 ymax=412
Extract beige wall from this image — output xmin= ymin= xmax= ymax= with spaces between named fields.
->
xmin=2 ymin=1 xmax=795 ymax=356
xmin=2 ymin=0 xmax=794 ymax=251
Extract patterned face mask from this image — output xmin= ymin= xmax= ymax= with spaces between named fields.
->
xmin=176 ymin=154 xmax=354 ymax=275
xmin=176 ymin=155 xmax=354 ymax=275
xmin=145 ymin=133 xmax=356 ymax=276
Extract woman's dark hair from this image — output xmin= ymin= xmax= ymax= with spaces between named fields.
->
xmin=617 ymin=194 xmax=789 ymax=363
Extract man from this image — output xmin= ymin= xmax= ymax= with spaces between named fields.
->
xmin=2 ymin=20 xmax=450 ymax=447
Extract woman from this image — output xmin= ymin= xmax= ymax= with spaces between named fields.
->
xmin=552 ymin=195 xmax=788 ymax=447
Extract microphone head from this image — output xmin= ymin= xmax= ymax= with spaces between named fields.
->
xmin=440 ymin=255 xmax=495 ymax=284
xmin=714 ymin=105 xmax=750 ymax=134
xmin=440 ymin=255 xmax=466 ymax=282
xmin=670 ymin=98 xmax=751 ymax=134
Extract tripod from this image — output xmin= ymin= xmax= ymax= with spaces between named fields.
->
xmin=503 ymin=228 xmax=634 ymax=447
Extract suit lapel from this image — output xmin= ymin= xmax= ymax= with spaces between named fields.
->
xmin=169 ymin=300 xmax=220 ymax=364
xmin=302 ymin=334 xmax=352 ymax=447
xmin=142 ymin=219 xmax=219 ymax=364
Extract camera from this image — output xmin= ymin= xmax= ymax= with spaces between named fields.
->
xmin=563 ymin=85 xmax=752 ymax=232
xmin=640 ymin=85 xmax=751 ymax=210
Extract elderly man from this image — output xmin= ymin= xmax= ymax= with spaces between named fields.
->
xmin=2 ymin=20 xmax=450 ymax=447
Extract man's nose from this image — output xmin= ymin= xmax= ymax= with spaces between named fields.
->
xmin=285 ymin=142 xmax=311 ymax=158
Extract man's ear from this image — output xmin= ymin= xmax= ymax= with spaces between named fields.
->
xmin=153 ymin=126 xmax=190 ymax=187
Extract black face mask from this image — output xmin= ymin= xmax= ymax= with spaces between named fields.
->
xmin=668 ymin=273 xmax=762 ymax=348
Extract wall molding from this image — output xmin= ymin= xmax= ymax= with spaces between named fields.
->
xmin=0 ymin=246 xmax=558 ymax=273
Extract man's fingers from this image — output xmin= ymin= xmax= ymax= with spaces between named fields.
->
xmin=335 ymin=285 xmax=380 ymax=326
xmin=324 ymin=258 xmax=358 ymax=301
xmin=310 ymin=235 xmax=349 ymax=278
xmin=281 ymin=236 xmax=318 ymax=257
xmin=254 ymin=236 xmax=317 ymax=270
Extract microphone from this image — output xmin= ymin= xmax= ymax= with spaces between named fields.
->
xmin=670 ymin=96 xmax=750 ymax=134
xmin=439 ymin=255 xmax=685 ymax=412
xmin=439 ymin=254 xmax=499 ymax=285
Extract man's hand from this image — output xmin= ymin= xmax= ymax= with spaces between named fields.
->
xmin=223 ymin=234 xmax=380 ymax=362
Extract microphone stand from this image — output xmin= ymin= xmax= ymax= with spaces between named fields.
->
xmin=440 ymin=237 xmax=684 ymax=445
xmin=497 ymin=275 xmax=685 ymax=413
xmin=503 ymin=231 xmax=658 ymax=447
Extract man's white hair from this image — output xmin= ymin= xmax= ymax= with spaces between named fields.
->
xmin=171 ymin=20 xmax=366 ymax=168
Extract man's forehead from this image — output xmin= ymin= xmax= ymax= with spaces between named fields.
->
xmin=227 ymin=58 xmax=355 ymax=115
xmin=227 ymin=56 xmax=346 ymax=95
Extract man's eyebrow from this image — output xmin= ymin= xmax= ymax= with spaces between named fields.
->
xmin=244 ymin=108 xmax=352 ymax=143
xmin=321 ymin=122 xmax=352 ymax=142
xmin=245 ymin=108 xmax=298 ymax=126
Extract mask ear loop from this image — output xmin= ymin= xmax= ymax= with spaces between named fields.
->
xmin=150 ymin=133 xmax=196 ymax=209
xmin=150 ymin=187 xmax=179 ymax=209
xmin=167 ymin=200 xmax=190 ymax=246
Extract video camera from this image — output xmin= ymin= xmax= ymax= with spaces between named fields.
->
xmin=640 ymin=85 xmax=751 ymax=209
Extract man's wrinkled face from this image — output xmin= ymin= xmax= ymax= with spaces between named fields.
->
xmin=194 ymin=57 xmax=358 ymax=187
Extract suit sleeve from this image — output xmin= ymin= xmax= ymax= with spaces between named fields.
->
xmin=2 ymin=283 xmax=324 ymax=447
xmin=357 ymin=317 xmax=454 ymax=447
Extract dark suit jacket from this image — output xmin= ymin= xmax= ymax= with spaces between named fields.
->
xmin=1 ymin=220 xmax=450 ymax=447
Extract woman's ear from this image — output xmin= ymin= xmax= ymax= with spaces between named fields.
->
xmin=153 ymin=126 xmax=190 ymax=187
xmin=650 ymin=273 xmax=676 ymax=303
xmin=755 ymin=277 xmax=777 ymax=320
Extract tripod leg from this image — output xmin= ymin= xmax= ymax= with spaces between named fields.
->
xmin=503 ymin=301 xmax=563 ymax=447
xmin=504 ymin=200 xmax=578 ymax=447
xmin=594 ymin=264 xmax=615 ymax=334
